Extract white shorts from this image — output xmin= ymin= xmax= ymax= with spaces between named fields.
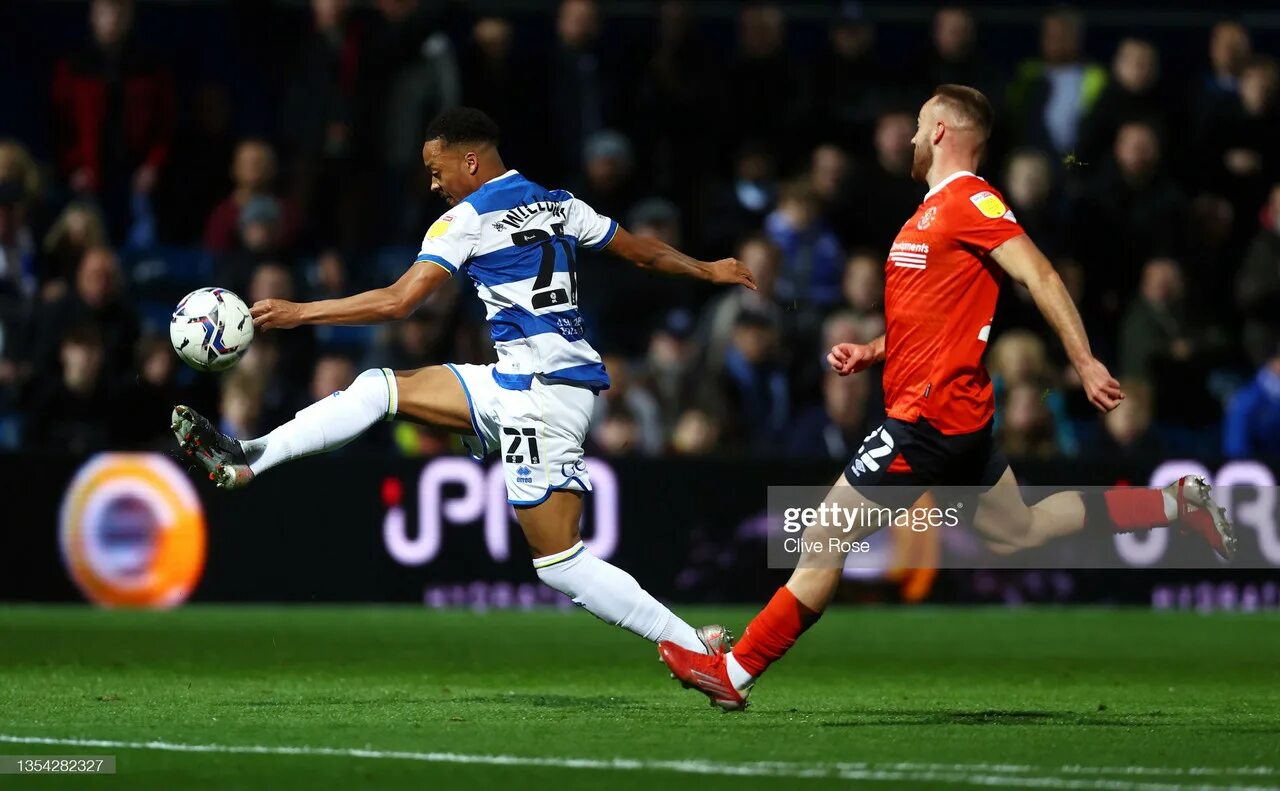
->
xmin=445 ymin=363 xmax=595 ymax=505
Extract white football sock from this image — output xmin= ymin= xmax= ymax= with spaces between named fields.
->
xmin=725 ymin=653 xmax=755 ymax=690
xmin=534 ymin=541 xmax=706 ymax=652
xmin=242 ymin=368 xmax=397 ymax=476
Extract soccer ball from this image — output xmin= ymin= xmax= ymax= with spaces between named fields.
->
xmin=169 ymin=287 xmax=254 ymax=372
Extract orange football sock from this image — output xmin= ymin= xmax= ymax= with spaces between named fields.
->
xmin=1097 ymin=488 xmax=1169 ymax=532
xmin=732 ymin=586 xmax=821 ymax=678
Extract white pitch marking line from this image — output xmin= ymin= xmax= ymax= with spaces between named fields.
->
xmin=1 ymin=735 xmax=1276 ymax=790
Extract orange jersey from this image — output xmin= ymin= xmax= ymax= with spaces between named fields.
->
xmin=881 ymin=171 xmax=1025 ymax=434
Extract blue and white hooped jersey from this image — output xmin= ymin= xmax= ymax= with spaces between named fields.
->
xmin=415 ymin=170 xmax=617 ymax=391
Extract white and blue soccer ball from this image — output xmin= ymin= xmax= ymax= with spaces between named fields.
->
xmin=169 ymin=287 xmax=254 ymax=372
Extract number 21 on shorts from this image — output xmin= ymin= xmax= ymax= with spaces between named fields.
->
xmin=503 ymin=426 xmax=540 ymax=464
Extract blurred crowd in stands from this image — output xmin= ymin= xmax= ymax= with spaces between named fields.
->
xmin=2 ymin=0 xmax=1280 ymax=463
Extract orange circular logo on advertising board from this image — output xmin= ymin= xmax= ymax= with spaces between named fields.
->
xmin=59 ymin=453 xmax=206 ymax=608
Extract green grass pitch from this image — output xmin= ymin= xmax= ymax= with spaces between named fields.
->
xmin=1 ymin=606 xmax=1278 ymax=790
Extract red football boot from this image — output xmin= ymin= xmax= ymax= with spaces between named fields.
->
xmin=658 ymin=641 xmax=750 ymax=712
xmin=1164 ymin=475 xmax=1237 ymax=561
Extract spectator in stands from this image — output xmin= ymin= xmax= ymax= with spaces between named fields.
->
xmin=698 ymin=140 xmax=777 ymax=257
xmin=583 ymin=198 xmax=683 ymax=357
xmin=153 ymin=83 xmax=236 ymax=244
xmin=593 ymin=354 xmax=663 ymax=457
xmin=765 ymin=180 xmax=844 ymax=313
xmin=361 ymin=0 xmax=460 ymax=240
xmin=364 ymin=310 xmax=438 ymax=372
xmin=701 ymin=235 xmax=782 ymax=374
xmin=213 ymin=195 xmax=288 ymax=298
xmin=784 ymin=366 xmax=872 ymax=461
xmin=572 ymin=130 xmax=639 ymax=222
xmin=997 ymin=382 xmax=1061 ymax=459
xmin=247 ymin=261 xmax=315 ymax=396
xmin=0 ymin=142 xmax=39 ymax=303
xmin=1192 ymin=21 xmax=1252 ymax=145
xmin=845 ymin=111 xmax=923 ymax=251
xmin=41 ymin=202 xmax=108 ymax=294
xmin=461 ymin=17 xmax=537 ymax=172
xmin=821 ymin=303 xmax=885 ymax=374
xmin=1002 ymin=148 xmax=1063 ymax=257
xmin=219 ymin=368 xmax=264 ymax=441
xmin=1097 ymin=378 xmax=1164 ymax=458
xmin=913 ymin=6 xmax=1002 ymax=107
xmin=32 ymin=247 xmax=138 ymax=384
xmin=25 ymin=324 xmax=116 ymax=453
xmin=306 ymin=249 xmax=349 ymax=302
xmin=810 ymin=3 xmax=884 ymax=157
xmin=1204 ymin=56 xmax=1280 ymax=238
xmin=808 ymin=143 xmax=856 ymax=242
xmin=117 ymin=334 xmax=201 ymax=448
xmin=204 ymin=140 xmax=299 ymax=255
xmin=0 ymin=181 xmax=34 ymax=303
xmin=1072 ymin=120 xmax=1186 ymax=309
xmin=716 ymin=309 xmax=790 ymax=454
xmin=591 ymin=404 xmax=642 ymax=457
xmin=1119 ymin=258 xmax=1187 ymax=380
xmin=1119 ymin=257 xmax=1228 ymax=427
xmin=989 ymin=330 xmax=1079 ymax=457
xmin=670 ymin=407 xmax=721 ymax=456
xmin=1237 ymin=184 xmax=1280 ymax=366
xmin=0 ymin=141 xmax=42 ymax=218
xmin=548 ymin=0 xmax=623 ymax=176
xmin=1079 ymin=38 xmax=1165 ymax=165
xmin=723 ymin=3 xmax=807 ymax=163
xmin=51 ymin=0 xmax=174 ymax=241
xmin=0 ymin=162 xmax=33 ymax=406
xmin=1224 ymin=350 xmax=1280 ymax=458
xmin=310 ymin=354 xmax=356 ymax=401
xmin=281 ymin=0 xmax=365 ymax=247
xmin=1007 ymin=5 xmax=1107 ymax=156
xmin=634 ymin=1 xmax=718 ymax=202
xmin=841 ymin=250 xmax=883 ymax=321
xmin=645 ymin=307 xmax=699 ymax=434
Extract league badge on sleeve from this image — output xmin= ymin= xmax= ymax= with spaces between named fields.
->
xmin=969 ymin=191 xmax=1016 ymax=222
xmin=427 ymin=215 xmax=454 ymax=238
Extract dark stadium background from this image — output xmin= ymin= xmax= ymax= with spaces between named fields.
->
xmin=2 ymin=0 xmax=1280 ymax=610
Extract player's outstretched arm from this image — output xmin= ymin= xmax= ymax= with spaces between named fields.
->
xmin=990 ymin=234 xmax=1123 ymax=412
xmin=251 ymin=260 xmax=452 ymax=330
xmin=604 ymin=226 xmax=756 ymax=290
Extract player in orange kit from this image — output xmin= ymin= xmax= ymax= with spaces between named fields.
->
xmin=658 ymin=85 xmax=1237 ymax=711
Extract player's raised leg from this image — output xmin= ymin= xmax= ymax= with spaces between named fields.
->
xmin=173 ymin=365 xmax=468 ymax=489
xmin=972 ymin=467 xmax=1237 ymax=560
xmin=516 ymin=489 xmax=729 ymax=654
xmin=660 ymin=473 xmax=889 ymax=710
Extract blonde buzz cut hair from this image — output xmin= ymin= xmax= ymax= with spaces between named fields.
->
xmin=932 ymin=84 xmax=995 ymax=141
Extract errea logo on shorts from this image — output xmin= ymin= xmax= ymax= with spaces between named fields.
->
xmin=515 ymin=465 xmax=534 ymax=483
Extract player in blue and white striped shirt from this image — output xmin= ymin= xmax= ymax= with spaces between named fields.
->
xmin=171 ymin=108 xmax=754 ymax=656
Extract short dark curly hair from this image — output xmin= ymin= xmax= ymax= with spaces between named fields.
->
xmin=424 ymin=107 xmax=501 ymax=147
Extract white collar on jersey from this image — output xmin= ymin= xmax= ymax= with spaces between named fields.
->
xmin=485 ymin=169 xmax=520 ymax=186
xmin=924 ymin=169 xmax=982 ymax=200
